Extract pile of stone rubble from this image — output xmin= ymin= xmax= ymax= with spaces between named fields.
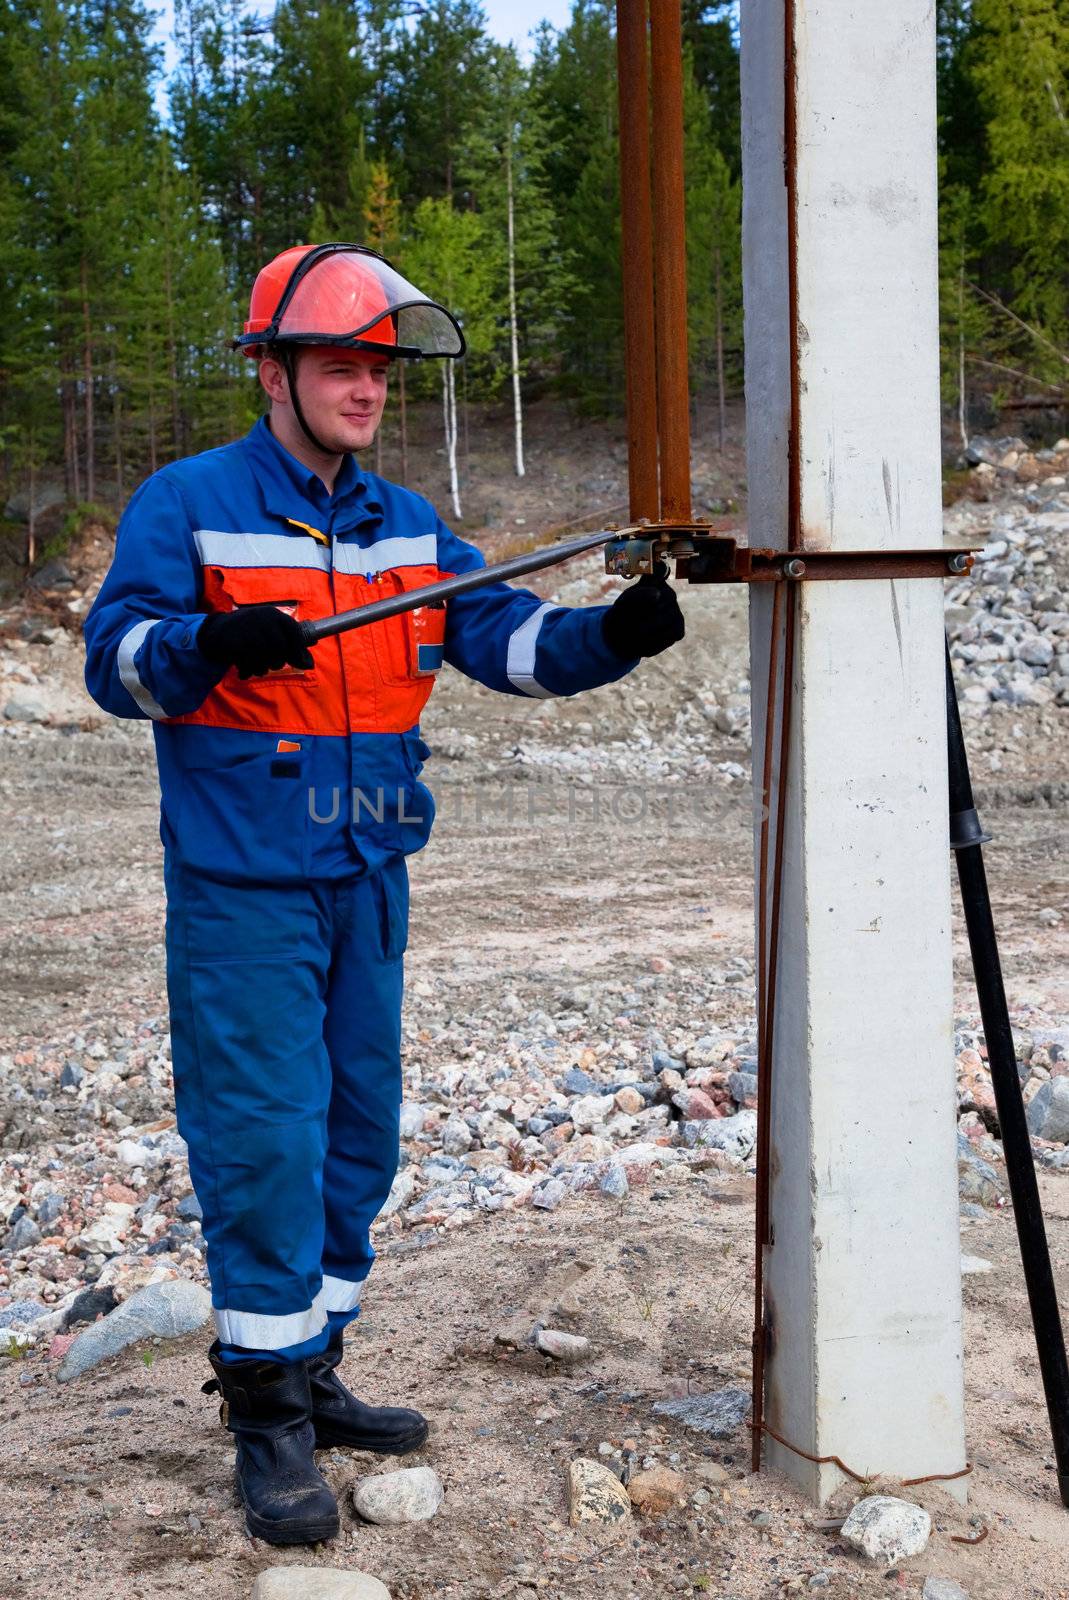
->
xmin=946 ymin=435 xmax=1069 ymax=716
xmin=2 ymin=969 xmax=1067 ymax=1364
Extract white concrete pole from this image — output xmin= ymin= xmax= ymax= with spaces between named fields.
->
xmin=741 ymin=2 xmax=968 ymax=1501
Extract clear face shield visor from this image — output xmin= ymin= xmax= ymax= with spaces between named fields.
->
xmin=237 ymin=244 xmax=466 ymax=360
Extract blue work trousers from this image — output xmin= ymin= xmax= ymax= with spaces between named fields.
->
xmin=164 ymin=855 xmax=407 ymax=1362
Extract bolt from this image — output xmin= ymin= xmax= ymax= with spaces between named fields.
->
xmin=784 ymin=558 xmax=807 ymax=579
xmin=947 ymin=552 xmax=970 ymax=574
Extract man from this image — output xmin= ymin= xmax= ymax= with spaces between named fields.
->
xmin=83 ymin=243 xmax=684 ymax=1546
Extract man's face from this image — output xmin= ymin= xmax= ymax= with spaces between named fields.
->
xmin=271 ymin=346 xmax=390 ymax=454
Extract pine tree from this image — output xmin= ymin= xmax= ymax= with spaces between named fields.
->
xmin=970 ymin=0 xmax=1069 ymax=365
xmin=683 ymin=53 xmax=742 ymax=444
xmin=390 ymin=0 xmax=493 ymax=204
xmin=681 ymin=0 xmax=740 ymax=174
xmin=530 ymin=0 xmax=622 ymax=411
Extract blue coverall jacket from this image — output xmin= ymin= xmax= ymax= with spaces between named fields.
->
xmin=82 ymin=417 xmax=635 ymax=1360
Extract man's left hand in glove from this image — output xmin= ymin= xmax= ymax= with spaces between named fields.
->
xmin=601 ymin=564 xmax=686 ymax=660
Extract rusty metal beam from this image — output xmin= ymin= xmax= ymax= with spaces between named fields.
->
xmin=648 ymin=0 xmax=692 ymax=522
xmin=615 ymin=0 xmax=659 ymax=523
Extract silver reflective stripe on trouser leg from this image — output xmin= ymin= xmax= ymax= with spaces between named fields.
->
xmin=321 ymin=1275 xmax=363 ymax=1313
xmin=117 ymin=618 xmax=167 ymax=719
xmin=506 ymin=602 xmax=560 ymax=698
xmin=214 ymin=1284 xmax=330 ymax=1349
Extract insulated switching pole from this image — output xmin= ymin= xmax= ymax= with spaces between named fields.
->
xmin=742 ymin=3 xmax=968 ymax=1499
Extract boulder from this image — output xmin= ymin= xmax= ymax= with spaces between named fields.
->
xmin=351 ymin=1467 xmax=443 ymax=1527
xmin=627 ymin=1466 xmax=686 ymax=1516
xmin=840 ymin=1495 xmax=931 ymax=1564
xmin=567 ymin=1459 xmax=632 ymax=1529
xmin=57 ymin=1278 xmax=211 ymax=1380
xmin=252 ymin=1571 xmax=391 ymax=1600
xmin=653 ymin=1386 xmax=751 ymax=1438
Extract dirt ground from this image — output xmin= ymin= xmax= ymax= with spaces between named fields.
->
xmin=1 ymin=401 xmax=1068 ymax=1599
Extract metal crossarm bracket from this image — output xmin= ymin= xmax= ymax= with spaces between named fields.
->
xmin=602 ymin=523 xmax=980 ymax=582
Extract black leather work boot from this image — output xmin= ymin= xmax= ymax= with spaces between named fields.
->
xmin=203 ymin=1339 xmax=340 ymax=1545
xmin=306 ymin=1324 xmax=429 ymax=1453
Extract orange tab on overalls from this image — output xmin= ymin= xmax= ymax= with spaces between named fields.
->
xmin=276 ymin=739 xmax=301 ymax=753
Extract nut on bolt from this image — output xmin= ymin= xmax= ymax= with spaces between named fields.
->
xmin=947 ymin=552 xmax=971 ymax=574
xmin=784 ymin=558 xmax=807 ymax=579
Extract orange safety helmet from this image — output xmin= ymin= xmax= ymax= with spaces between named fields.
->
xmin=236 ymin=243 xmax=466 ymax=362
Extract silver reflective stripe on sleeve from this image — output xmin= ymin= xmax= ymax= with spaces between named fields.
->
xmin=332 ymin=533 xmax=438 ymax=576
xmin=117 ymin=619 xmax=168 ymax=720
xmin=321 ymin=1274 xmax=363 ymax=1313
xmin=213 ymin=1284 xmax=329 ymax=1349
xmin=194 ymin=530 xmax=331 ymax=571
xmin=506 ymin=602 xmax=559 ymax=698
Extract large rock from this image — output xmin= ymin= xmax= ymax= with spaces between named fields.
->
xmin=351 ymin=1466 xmax=443 ymax=1526
xmin=535 ymin=1327 xmax=589 ymax=1362
xmin=252 ymin=1571 xmax=391 ymax=1600
xmin=570 ymin=1094 xmax=616 ymax=1131
xmin=653 ymin=1386 xmax=751 ymax=1438
xmin=4 ymin=483 xmax=66 ymax=524
xmin=728 ymin=1071 xmax=758 ymax=1108
xmin=440 ymin=1115 xmax=473 ymax=1156
xmin=840 ymin=1496 xmax=931 ymax=1564
xmin=1026 ymin=1077 xmax=1069 ymax=1144
xmin=627 ymin=1466 xmax=686 ymax=1516
xmin=5 ymin=1214 xmax=42 ymax=1251
xmin=63 ymin=1284 xmax=118 ymax=1329
xmin=0 ymin=1299 xmax=50 ymax=1331
xmin=3 ymin=697 xmax=49 ymax=725
xmin=681 ymin=1110 xmax=756 ymax=1160
xmin=76 ymin=1202 xmax=136 ymax=1258
xmin=57 ymin=1278 xmax=212 ymax=1380
xmin=922 ymin=1580 xmax=970 ymax=1600
xmin=957 ymin=1137 xmax=1003 ymax=1206
xmin=567 ymin=1459 xmax=632 ymax=1529
xmin=671 ymin=1086 xmax=720 ymax=1120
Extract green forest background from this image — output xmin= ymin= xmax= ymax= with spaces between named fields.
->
xmin=0 ymin=0 xmax=1067 ymax=528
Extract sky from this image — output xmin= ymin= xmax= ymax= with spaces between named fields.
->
xmin=149 ymin=0 xmax=576 ymax=93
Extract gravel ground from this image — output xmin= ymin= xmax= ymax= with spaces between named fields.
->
xmin=1 ymin=417 xmax=1068 ymax=1599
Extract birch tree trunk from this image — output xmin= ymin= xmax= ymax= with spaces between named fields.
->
xmin=399 ymin=362 xmax=408 ymax=486
xmin=507 ymin=140 xmax=525 ymax=477
xmin=63 ymin=348 xmax=82 ymax=505
xmin=27 ymin=446 xmax=36 ymax=571
xmin=957 ymin=252 xmax=968 ymax=454
xmin=81 ymin=258 xmax=95 ymax=503
xmin=443 ymin=361 xmax=462 ymax=519
xmin=714 ymin=238 xmax=726 ymax=453
xmin=461 ymin=359 xmax=471 ymax=483
xmin=148 ymin=378 xmax=158 ymax=476
xmin=114 ymin=383 xmax=125 ymax=509
xmin=164 ymin=250 xmax=181 ymax=458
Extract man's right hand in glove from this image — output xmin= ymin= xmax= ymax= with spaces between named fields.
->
xmin=197 ymin=606 xmax=315 ymax=680
xmin=601 ymin=567 xmax=685 ymax=661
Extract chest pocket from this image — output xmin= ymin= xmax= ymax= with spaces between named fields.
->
xmin=370 ymin=567 xmax=447 ymax=688
xmin=202 ymin=563 xmax=331 ymax=682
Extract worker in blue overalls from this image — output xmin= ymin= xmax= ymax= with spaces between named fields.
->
xmin=83 ymin=243 xmax=685 ymax=1545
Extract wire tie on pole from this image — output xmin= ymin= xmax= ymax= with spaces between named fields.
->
xmin=746 ymin=1421 xmax=973 ymax=1488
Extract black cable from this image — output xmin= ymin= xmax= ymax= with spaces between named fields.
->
xmin=946 ymin=636 xmax=1069 ymax=1509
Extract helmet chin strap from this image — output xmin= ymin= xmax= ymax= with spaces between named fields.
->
xmin=277 ymin=345 xmax=339 ymax=460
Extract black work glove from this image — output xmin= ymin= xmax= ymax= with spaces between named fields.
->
xmin=601 ymin=565 xmax=685 ymax=660
xmin=197 ymin=605 xmax=315 ymax=680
